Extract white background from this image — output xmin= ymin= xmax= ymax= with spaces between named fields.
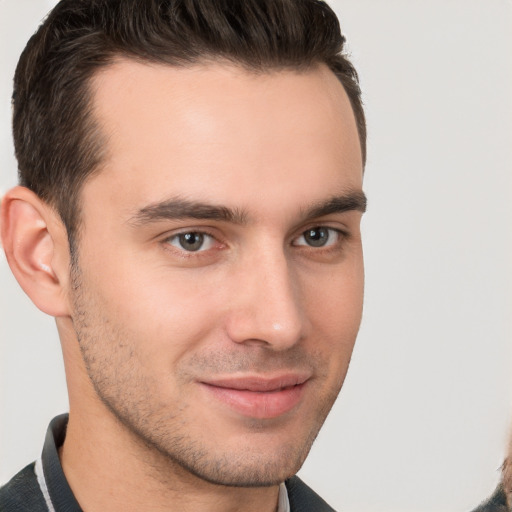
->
xmin=1 ymin=1 xmax=511 ymax=511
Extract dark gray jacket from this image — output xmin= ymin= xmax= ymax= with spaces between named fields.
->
xmin=471 ymin=485 xmax=509 ymax=512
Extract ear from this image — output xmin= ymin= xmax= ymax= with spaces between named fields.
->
xmin=1 ymin=186 xmax=71 ymax=317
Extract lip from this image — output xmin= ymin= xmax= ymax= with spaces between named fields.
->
xmin=200 ymin=374 xmax=310 ymax=419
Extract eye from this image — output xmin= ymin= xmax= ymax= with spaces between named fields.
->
xmin=294 ymin=227 xmax=341 ymax=248
xmin=166 ymin=232 xmax=215 ymax=252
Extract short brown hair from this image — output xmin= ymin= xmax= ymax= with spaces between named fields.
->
xmin=13 ymin=0 xmax=366 ymax=239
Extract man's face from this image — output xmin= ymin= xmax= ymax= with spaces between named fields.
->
xmin=69 ymin=60 xmax=365 ymax=486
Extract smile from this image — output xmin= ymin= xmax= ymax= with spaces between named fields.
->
xmin=200 ymin=374 xmax=310 ymax=419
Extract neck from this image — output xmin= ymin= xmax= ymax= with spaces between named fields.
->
xmin=60 ymin=406 xmax=280 ymax=512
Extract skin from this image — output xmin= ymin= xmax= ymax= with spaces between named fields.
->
xmin=1 ymin=60 xmax=364 ymax=512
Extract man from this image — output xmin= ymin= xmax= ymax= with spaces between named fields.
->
xmin=0 ymin=0 xmax=366 ymax=510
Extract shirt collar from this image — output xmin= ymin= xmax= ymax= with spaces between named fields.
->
xmin=38 ymin=414 xmax=291 ymax=512
xmin=38 ymin=414 xmax=82 ymax=512
xmin=277 ymin=482 xmax=291 ymax=512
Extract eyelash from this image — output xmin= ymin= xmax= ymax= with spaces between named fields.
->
xmin=292 ymin=227 xmax=346 ymax=249
xmin=161 ymin=225 xmax=348 ymax=257
xmin=162 ymin=229 xmax=223 ymax=257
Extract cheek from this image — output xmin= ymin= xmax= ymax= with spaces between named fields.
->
xmin=80 ymin=250 xmax=224 ymax=361
xmin=302 ymin=259 xmax=364 ymax=355
xmin=306 ymin=255 xmax=364 ymax=316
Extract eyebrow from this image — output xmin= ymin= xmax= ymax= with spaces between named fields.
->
xmin=129 ymin=198 xmax=248 ymax=226
xmin=128 ymin=190 xmax=367 ymax=227
xmin=302 ymin=191 xmax=367 ymax=219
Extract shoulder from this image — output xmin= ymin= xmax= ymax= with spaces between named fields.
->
xmin=0 ymin=463 xmax=48 ymax=512
xmin=471 ymin=485 xmax=510 ymax=512
xmin=286 ymin=475 xmax=337 ymax=512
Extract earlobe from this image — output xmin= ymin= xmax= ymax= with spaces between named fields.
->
xmin=1 ymin=186 xmax=71 ymax=317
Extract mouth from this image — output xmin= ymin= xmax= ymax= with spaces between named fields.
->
xmin=199 ymin=374 xmax=310 ymax=419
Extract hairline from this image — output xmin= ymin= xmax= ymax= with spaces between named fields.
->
xmin=67 ymin=55 xmax=364 ymax=250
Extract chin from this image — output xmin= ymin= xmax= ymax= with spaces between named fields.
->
xmin=172 ymin=452 xmax=305 ymax=488
xmin=152 ymin=424 xmax=319 ymax=488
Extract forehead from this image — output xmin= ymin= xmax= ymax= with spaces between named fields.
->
xmin=84 ymin=59 xmax=362 ymax=218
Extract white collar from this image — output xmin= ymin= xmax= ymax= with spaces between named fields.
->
xmin=277 ymin=482 xmax=290 ymax=512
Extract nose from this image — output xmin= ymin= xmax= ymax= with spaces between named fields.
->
xmin=225 ymin=248 xmax=306 ymax=350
